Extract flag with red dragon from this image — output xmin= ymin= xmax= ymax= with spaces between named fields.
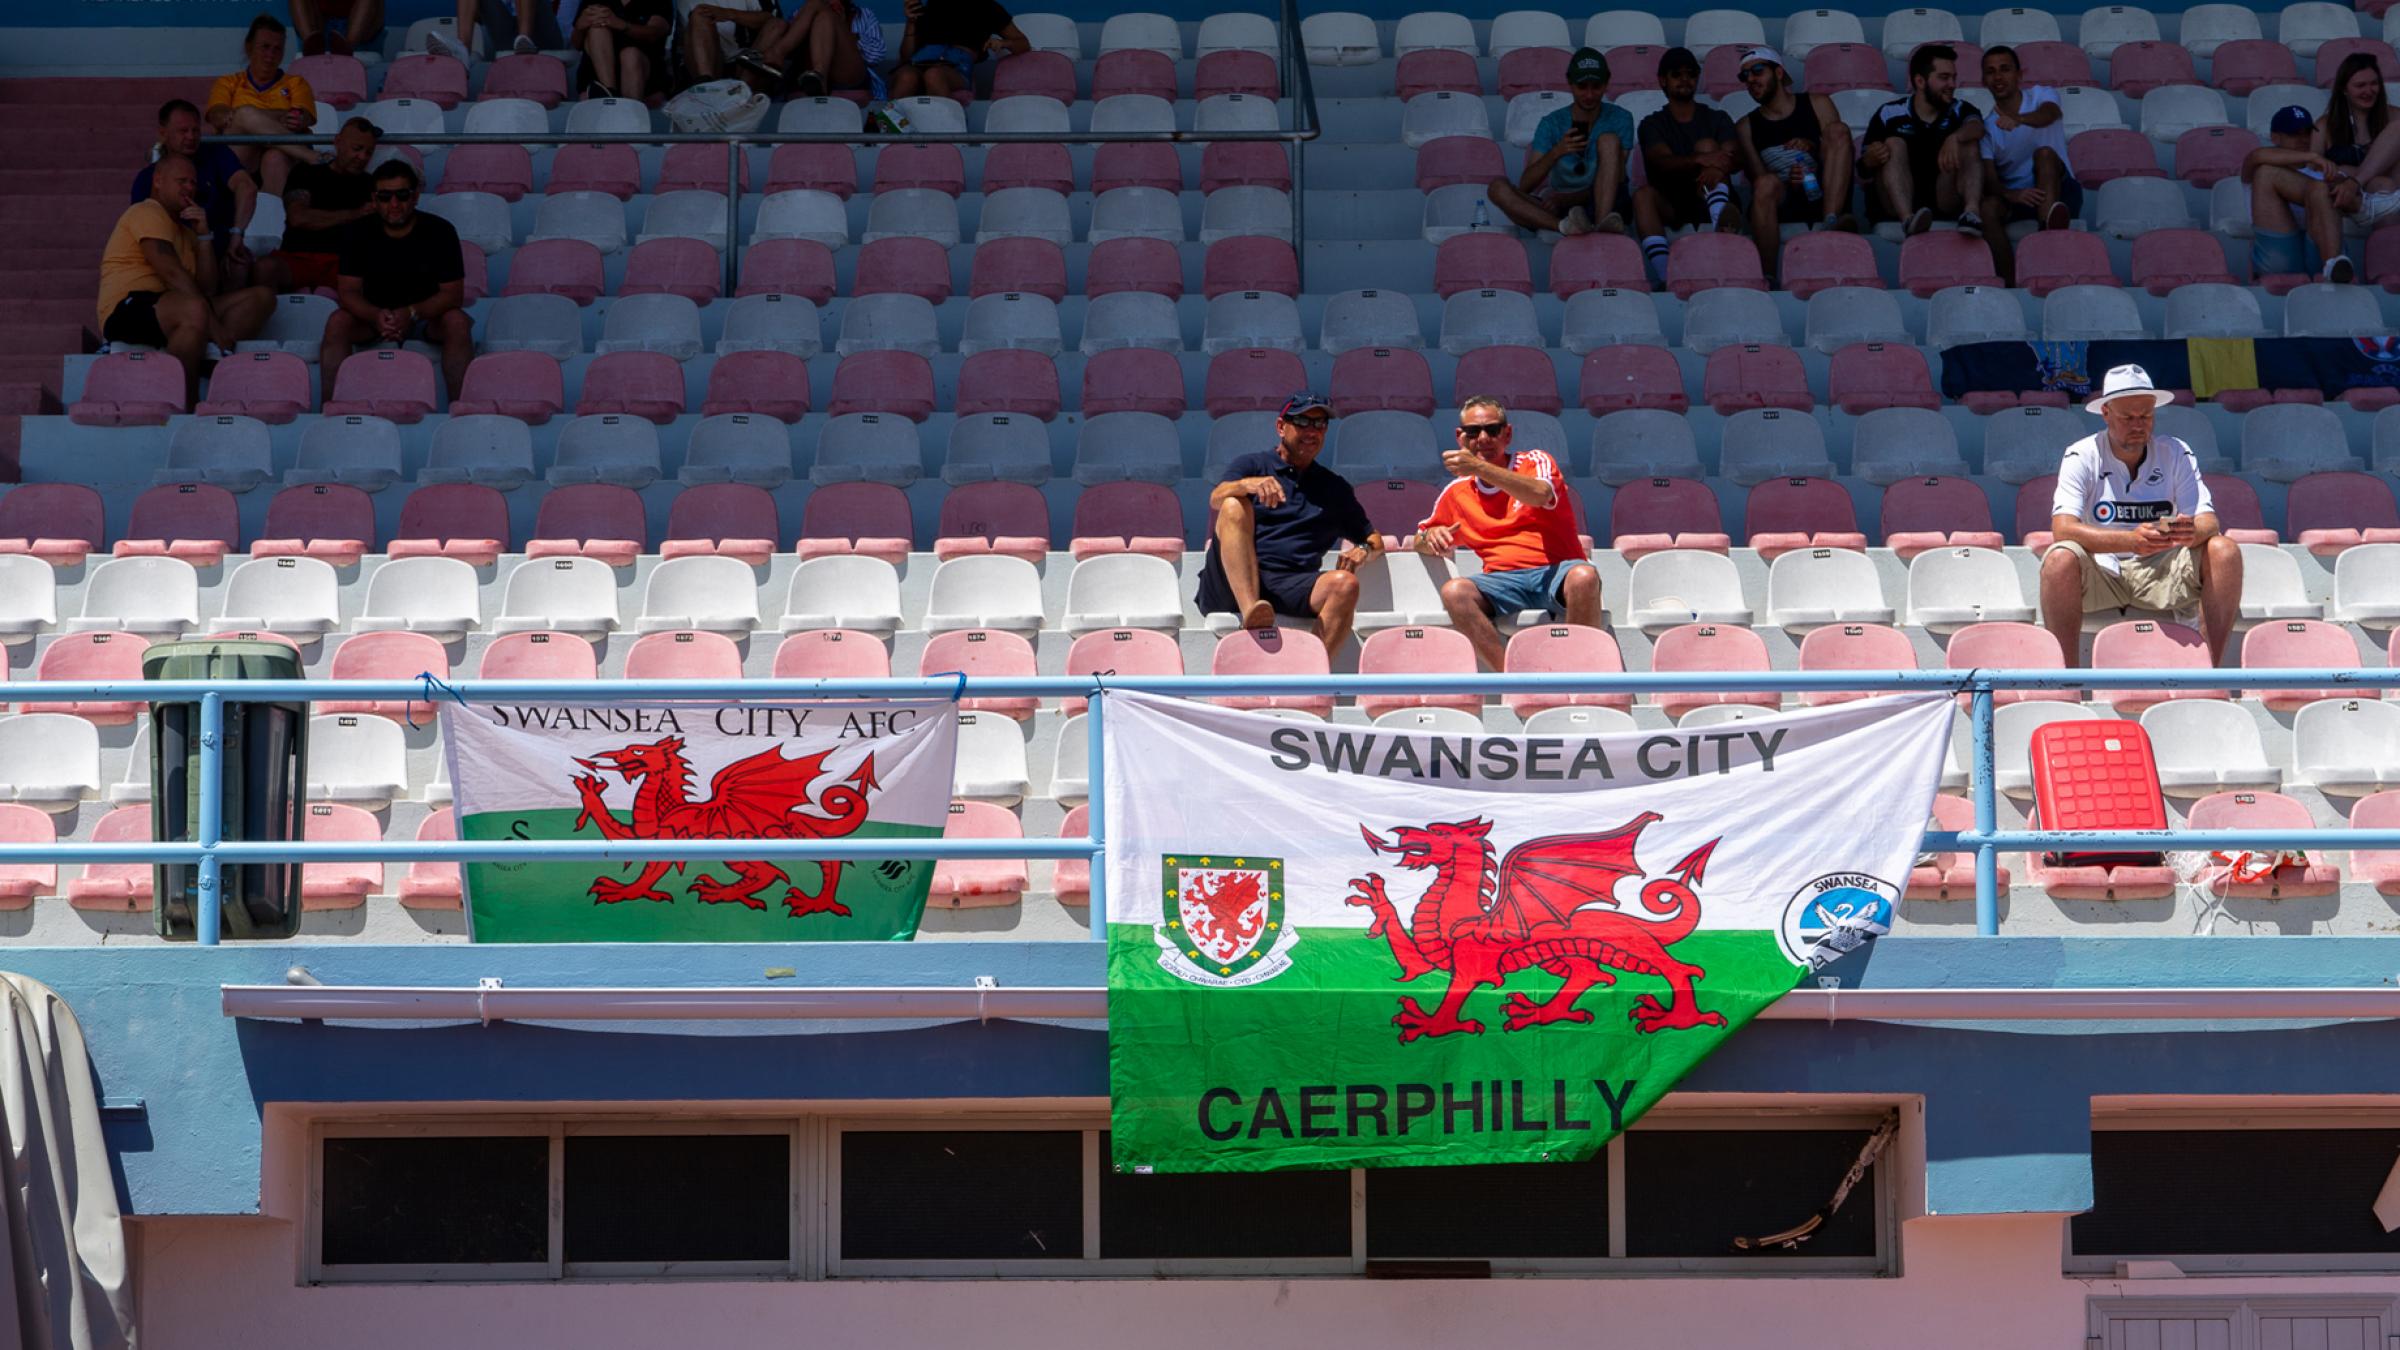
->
xmin=1103 ymin=690 xmax=1953 ymax=1172
xmin=445 ymin=699 xmax=958 ymax=942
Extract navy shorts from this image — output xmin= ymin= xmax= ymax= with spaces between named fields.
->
xmin=1195 ymin=549 xmax=1322 ymax=619
xmin=910 ymin=42 xmax=978 ymax=75
xmin=1468 ymin=561 xmax=1589 ymax=620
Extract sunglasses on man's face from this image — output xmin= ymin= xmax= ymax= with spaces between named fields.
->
xmin=1741 ymin=64 xmax=1773 ymax=80
xmin=1286 ymin=416 xmax=1330 ymax=431
xmin=373 ymin=188 xmax=416 ymax=202
xmin=1458 ymin=420 xmax=1509 ymax=438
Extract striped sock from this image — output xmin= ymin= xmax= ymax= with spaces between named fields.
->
xmin=1642 ymin=234 xmax=1670 ymax=272
xmin=1705 ymin=184 xmax=1732 ymax=226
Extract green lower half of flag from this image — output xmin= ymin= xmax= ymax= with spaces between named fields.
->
xmin=460 ymin=810 xmax=941 ymax=943
xmin=1106 ymin=923 xmax=1802 ymax=1173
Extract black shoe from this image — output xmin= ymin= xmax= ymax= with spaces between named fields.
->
xmin=734 ymin=48 xmax=786 ymax=82
xmin=1955 ymin=210 xmax=1984 ymax=236
xmin=795 ymin=69 xmax=826 ymax=97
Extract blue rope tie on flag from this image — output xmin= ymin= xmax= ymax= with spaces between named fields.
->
xmin=407 ymin=670 xmax=473 ymax=730
xmin=925 ymin=670 xmax=968 ymax=702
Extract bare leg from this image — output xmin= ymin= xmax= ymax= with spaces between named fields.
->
xmin=687 ymin=18 xmax=727 ymax=79
xmin=919 ymin=62 xmax=966 ymax=98
xmin=1820 ymin=131 xmax=1856 ymax=228
xmin=888 ymin=61 xmax=925 ymax=99
xmin=1439 ymin=576 xmax=1508 ymax=670
xmin=320 ymin=309 xmax=372 ymax=389
xmin=153 ymin=292 xmax=213 ymax=405
xmin=290 ymin=0 xmax=325 ymax=52
xmin=224 ymin=107 xmax=309 ymax=194
xmin=1488 ymin=175 xmax=1565 ymax=232
xmin=791 ymin=0 xmax=868 ymax=86
xmin=1749 ymin=174 xmax=1785 ymax=276
xmin=2195 ymin=536 xmax=2243 ymax=666
xmin=433 ymin=309 xmax=475 ymax=401
xmin=2032 ymin=146 xmax=2068 ymax=227
xmin=582 ymin=24 xmax=619 ymax=95
xmin=2037 ymin=546 xmax=2088 ymax=668
xmin=1309 ymin=569 xmax=1362 ymax=660
xmin=208 ymin=285 xmax=277 ymax=349
xmin=1212 ymin=496 xmax=1273 ymax=628
xmin=617 ymin=46 xmax=652 ymax=101
xmin=1586 ymin=134 xmax=1626 ymax=228
xmin=1558 ymin=564 xmax=1602 ymax=629
xmin=2356 ymin=118 xmax=2400 ymax=191
xmin=345 ymin=0 xmax=384 ymax=50
xmin=1876 ymin=151 xmax=1916 ymax=224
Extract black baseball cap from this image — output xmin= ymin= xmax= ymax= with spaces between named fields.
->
xmin=1280 ymin=392 xmax=1333 ymax=418
xmin=1567 ymin=47 xmax=1610 ymax=86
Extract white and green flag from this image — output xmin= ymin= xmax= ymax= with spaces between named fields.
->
xmin=445 ymin=700 xmax=958 ymax=942
xmin=1103 ymin=691 xmax=1953 ymax=1172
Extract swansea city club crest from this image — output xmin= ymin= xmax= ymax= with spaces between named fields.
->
xmin=1156 ymin=854 xmax=1298 ymax=988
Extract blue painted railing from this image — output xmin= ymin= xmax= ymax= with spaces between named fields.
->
xmin=6 ymin=668 xmax=2398 ymax=945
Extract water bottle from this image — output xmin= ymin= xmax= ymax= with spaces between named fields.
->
xmin=1802 ymin=170 xmax=1823 ymax=203
xmin=1470 ymin=200 xmax=1491 ymax=231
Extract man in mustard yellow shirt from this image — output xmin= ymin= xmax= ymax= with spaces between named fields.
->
xmin=97 ymin=154 xmax=275 ymax=404
xmin=204 ymin=15 xmax=318 ymax=194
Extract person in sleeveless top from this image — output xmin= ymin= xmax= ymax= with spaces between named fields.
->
xmin=1733 ymin=47 xmax=1856 ymax=280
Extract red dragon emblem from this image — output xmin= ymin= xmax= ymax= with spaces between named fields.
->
xmin=569 ymin=736 xmax=877 ymax=918
xmin=1346 ymin=811 xmax=1723 ymax=1043
xmin=1179 ymin=870 xmax=1268 ymax=964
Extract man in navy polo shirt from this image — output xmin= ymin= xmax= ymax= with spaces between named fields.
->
xmin=1195 ymin=393 xmax=1383 ymax=658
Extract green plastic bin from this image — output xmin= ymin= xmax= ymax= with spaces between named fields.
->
xmin=144 ymin=639 xmax=308 ymax=941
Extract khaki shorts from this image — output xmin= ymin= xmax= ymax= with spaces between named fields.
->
xmin=2047 ymin=539 xmax=2203 ymax=612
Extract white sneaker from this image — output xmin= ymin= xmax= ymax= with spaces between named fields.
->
xmin=2360 ymin=189 xmax=2400 ymax=229
xmin=511 ymin=33 xmax=538 ymax=55
xmin=2324 ymin=255 xmax=2357 ymax=284
xmin=425 ymin=28 xmax=472 ymax=64
xmin=1559 ymin=207 xmax=1593 ymax=237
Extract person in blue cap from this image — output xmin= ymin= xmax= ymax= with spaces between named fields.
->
xmin=2242 ymin=105 xmax=2358 ymax=283
xmin=1487 ymin=46 xmax=1634 ymax=237
xmin=1194 ymin=393 xmax=1383 ymax=658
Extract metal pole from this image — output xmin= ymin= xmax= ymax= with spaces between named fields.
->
xmin=1084 ymin=687 xmax=1107 ymax=940
xmin=196 ymin=691 xmax=224 ymax=947
xmin=724 ymin=137 xmax=742 ymax=296
xmin=1970 ymin=682 xmax=1998 ymax=937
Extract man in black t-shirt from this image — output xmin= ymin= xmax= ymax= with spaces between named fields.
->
xmin=1863 ymin=44 xmax=2005 ymax=260
xmin=1633 ymin=47 xmax=1740 ymax=283
xmin=1194 ymin=393 xmax=1384 ymax=660
xmin=319 ymin=160 xmax=473 ymax=398
xmin=888 ymin=0 xmax=1029 ymax=101
xmin=272 ymin=116 xmax=382 ymax=292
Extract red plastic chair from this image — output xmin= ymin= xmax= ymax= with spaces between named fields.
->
xmin=252 ymin=483 xmax=375 ymax=566
xmin=2131 ymin=229 xmax=2237 ymax=294
xmin=990 ymin=49 xmax=1076 ymax=101
xmin=1500 ymin=45 xmax=1572 ymax=97
xmin=1665 ymin=232 xmax=1769 ymax=298
xmin=1611 ymin=477 xmax=1731 ymax=561
xmin=1081 ymin=347 xmax=1186 ymax=417
xmin=1068 ymin=482 xmax=1186 ymax=561
xmin=1196 ymin=50 xmax=1280 ymax=99
xmin=795 ymin=482 xmax=912 ymax=564
xmin=700 ymin=350 xmax=810 ymax=422
xmin=1204 ymin=347 xmax=1308 ymax=415
xmin=2208 ymin=39 xmax=2299 ymax=95
xmin=1549 ymin=233 xmax=1651 ymax=295
xmin=2015 ymin=229 xmax=2118 ymax=295
xmin=827 ymin=351 xmax=937 ymax=420
xmin=1203 ymin=236 xmax=1300 ymax=297
xmin=1780 ymin=231 xmax=1881 ymax=297
xmin=927 ymin=800 xmax=1030 ymax=909
xmin=381 ymin=52 xmax=469 ymax=105
xmin=969 ymin=237 xmax=1068 ymax=301
xmin=388 ymin=483 xmax=508 ymax=565
xmin=764 ymin=143 xmax=857 ymax=197
xmin=933 ymin=482 xmax=1050 ymax=562
xmin=2287 ymin=471 xmax=2400 ymax=553
xmin=0 ymin=484 xmax=104 ymax=566
xmin=1329 ymin=346 xmax=1436 ymax=417
xmin=1797 ymin=622 xmax=1920 ymax=706
xmin=1200 ymin=141 xmax=1292 ymax=192
xmin=1415 ymin=135 xmax=1506 ymax=190
xmin=917 ymin=629 xmax=1040 ymax=719
xmin=114 ymin=482 xmax=238 ymax=564
xmin=982 ymin=142 xmax=1075 ymax=194
xmin=1879 ymin=476 xmax=2003 ymax=558
xmin=1796 ymin=42 xmax=1888 ymax=92
xmin=1944 ymin=622 xmax=2079 ymax=706
xmin=546 ymin=143 xmax=641 ymax=198
xmin=1434 ymin=233 xmax=1533 ymax=297
xmin=1501 ymin=623 xmax=1632 ymax=717
xmin=1059 ymin=626 xmax=1181 ymax=715
xmin=1086 ymin=236 xmax=1186 ymax=297
xmin=525 ymin=483 xmax=646 ymax=567
xmin=772 ymin=627 xmax=892 ymax=677
xmin=440 ymin=143 xmax=533 ymax=198
xmin=1092 ymin=49 xmax=1176 ymax=99
xmin=660 ymin=483 xmax=780 ymax=566
xmin=2243 ymin=619 xmax=2364 ymax=712
xmin=196 ymin=351 xmax=311 ymax=422
xmin=2203 ymin=473 xmax=2280 ymax=544
xmin=853 ymin=236 xmax=953 ymax=300
xmin=450 ymin=350 xmax=564 ymax=421
xmin=323 ymin=349 xmax=438 ymax=422
xmin=2107 ymin=39 xmax=2198 ymax=94
xmin=875 ymin=142 xmax=966 ymax=196
xmin=575 ymin=351 xmax=686 ymax=423
xmin=1092 ymin=142 xmax=1183 ymax=193
xmin=2091 ymin=618 xmax=2224 ymax=714
xmin=622 ymin=237 xmax=722 ymax=303
xmin=1457 ymin=344 xmax=1563 ymax=415
xmin=658 ymin=141 xmax=751 ymax=193
xmin=957 ymin=349 xmax=1064 ymax=420
xmin=33 ymin=632 xmax=150 ymax=723
xmin=1210 ymin=627 xmax=1335 ymax=717
xmin=1897 ymin=232 xmax=2003 ymax=297
xmin=319 ymin=629 xmax=447 ymax=719
xmin=1356 ymin=626 xmax=1481 ymax=719
xmin=1746 ymin=476 xmax=1868 ymax=559
xmin=2014 ymin=39 xmax=2093 ymax=86
xmin=70 ymin=352 xmax=184 ymax=427
xmin=736 ymin=238 xmax=837 ymax=303
xmin=1395 ymin=48 xmax=1481 ymax=98
xmin=1577 ymin=345 xmax=1688 ymax=413
xmin=2067 ymin=127 xmax=2165 ymax=184
xmin=622 ymin=629 xmax=745 ymax=680
xmin=1650 ymin=622 xmax=1780 ymax=719
xmin=2169 ymin=124 xmax=2256 ymax=187
xmin=1829 ymin=342 xmax=1939 ymax=413
xmin=2183 ymin=792 xmax=2341 ymax=896
xmin=2314 ymin=38 xmax=2400 ymax=87
xmin=1701 ymin=344 xmax=1812 ymax=413
xmin=289 ymin=53 xmax=367 ymax=107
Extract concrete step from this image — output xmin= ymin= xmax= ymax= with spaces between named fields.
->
xmin=0 ymin=77 xmax=209 ymax=106
xmin=0 ymin=359 xmax=65 ymax=401
xmin=0 ymin=301 xmax=97 ymax=329
xmin=0 ymin=326 xmax=85 ymax=359
xmin=0 ymin=270 xmax=101 ymax=302
xmin=0 ymin=413 xmax=22 ymax=481
xmin=0 ymin=169 xmax=144 ymax=197
xmin=0 ymin=106 xmax=172 ymax=134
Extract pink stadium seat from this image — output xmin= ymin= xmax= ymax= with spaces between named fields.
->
xmin=297 ymin=802 xmax=384 ymax=910
xmin=1204 ymin=236 xmax=1300 ymax=297
xmin=399 ymin=809 xmax=462 ymax=909
xmin=2369 ymin=224 xmax=2400 ymax=292
xmin=928 ymin=800 xmax=1029 ymax=909
xmin=1549 ymin=233 xmax=1650 ymax=295
xmin=1086 ymin=237 xmax=1186 ymax=297
xmin=1702 ymin=344 xmax=1812 ymax=414
xmin=1897 ymin=232 xmax=2003 ymax=297
xmin=1434 ymin=233 xmax=1534 ymax=297
xmin=2015 ymin=229 xmax=2118 ymax=295
xmin=0 ymin=484 xmax=103 ymax=566
xmin=1069 ymin=482 xmax=1186 ymax=561
xmin=1935 ymin=39 xmax=1984 ymax=83
xmin=1211 ymin=627 xmax=1335 ymax=716
xmin=983 ymin=142 xmax=1076 ymax=194
xmin=0 ymin=804 xmax=54 ymax=907
xmin=381 ymin=52 xmax=468 ymax=106
xmin=289 ymin=53 xmax=366 ymax=107
xmin=2107 ymin=39 xmax=2198 ymax=94
xmin=1577 ymin=344 xmax=1688 ymax=414
xmin=575 ymin=351 xmax=685 ymax=423
xmin=1665 ymin=232 xmax=1768 ymax=298
xmin=2315 ymin=38 xmax=2400 ymax=86
xmin=546 ymin=143 xmax=641 ymax=199
xmin=2287 ymin=472 xmax=2400 ymax=553
xmin=701 ymin=350 xmax=811 ymax=421
xmin=1944 ymin=622 xmax=2078 ymax=706
xmin=504 ymin=238 xmax=606 ymax=304
xmin=1651 ymin=622 xmax=1781 ymax=719
xmin=450 ymin=350 xmax=564 ymax=421
xmin=439 ymin=144 xmax=533 ymax=199
xmin=480 ymin=52 xmax=570 ymax=105
xmin=478 ymin=630 xmax=598 ymax=680
xmin=2014 ymin=40 xmax=2093 ymax=86
xmin=1205 ymin=347 xmax=1309 ymax=415
xmin=1499 ymin=46 xmax=1571 ymax=98
xmin=1196 ymin=49 xmax=1279 ymax=99
xmin=2244 ymin=619 xmax=2363 ymax=712
xmin=765 ymin=143 xmax=857 ymax=197
xmin=1605 ymin=44 xmax=1667 ymax=91
xmin=525 ymin=483 xmax=647 ymax=567
xmin=196 ymin=350 xmax=310 ymax=422
xmin=657 ymin=141 xmax=750 ymax=194
xmin=1880 ymin=476 xmax=2004 ymax=558
xmin=2091 ymin=618 xmax=2223 ymax=714
xmin=2207 ymin=39 xmax=2299 ymax=95
xmin=1908 ymin=793 xmax=2012 ymax=900
xmin=115 ymin=482 xmax=237 ymax=564
xmin=2068 ymin=128 xmax=2164 ymax=184
xmin=1501 ymin=623 xmax=1632 ymax=717
xmin=958 ymin=348 xmax=1064 ymax=419
xmin=1355 ymin=477 xmax=1442 ymax=546
xmin=1200 ymin=141 xmax=1292 ymax=192
xmin=1356 ymin=626 xmax=1481 ymax=720
xmin=1416 ymin=135 xmax=1507 ymax=191
xmin=1780 ymin=231 xmax=1881 ymax=298
xmin=319 ymin=630 xmax=447 ymax=719
xmin=31 ymin=631 xmax=149 ymax=722
xmin=2168 ymin=125 xmax=2253 ymax=187
xmin=2014 ymin=476 xmax=2060 ymax=549
xmin=827 ymin=351 xmax=937 ymax=420
xmin=1457 ymin=344 xmax=1563 ymax=415
xmin=1082 ymin=347 xmax=1186 ymax=416
xmin=1611 ymin=478 xmax=1732 ymax=561
xmin=1698 ymin=43 xmax=1749 ymax=98
xmin=875 ymin=142 xmax=966 ymax=196
xmin=1330 ymin=346 xmax=1437 ymax=417
xmin=1797 ymin=43 xmax=1887 ymax=93
xmin=774 ymin=630 xmax=893 ymax=688
xmin=622 ymin=628 xmax=744 ymax=680
xmin=1092 ymin=142 xmax=1183 ymax=193
xmin=990 ymin=48 xmax=1076 ymax=101
xmin=252 ymin=483 xmax=374 ymax=567
xmin=622 ymin=237 xmax=722 ymax=303
xmin=918 ymin=628 xmax=1040 ymax=718
xmin=736 ymin=238 xmax=837 ymax=303
xmin=795 ymin=482 xmax=912 ymax=563
xmin=2202 ymin=474 xmax=2279 ymax=544
xmin=389 ymin=483 xmax=507 ymax=565
xmin=67 ymin=805 xmax=152 ymax=910
xmin=70 ymin=352 xmax=184 ymax=426
xmin=854 ymin=236 xmax=953 ymax=300
xmin=1829 ymin=342 xmax=1939 ymax=413
xmin=661 ymin=483 xmax=779 ymax=566
xmin=1093 ymin=48 xmax=1176 ymax=100
xmin=1797 ymin=623 xmax=1920 ymax=706
xmin=970 ymin=237 xmax=1068 ymax=301
xmin=2183 ymin=792 xmax=2342 ymax=896
xmin=1745 ymin=476 xmax=1868 ymax=559
xmin=1395 ymin=49 xmax=1481 ymax=99
xmin=1060 ymin=625 xmax=1183 ymax=714
xmin=934 ymin=482 xmax=1050 ymax=563
xmin=2131 ymin=230 xmax=2236 ymax=294
xmin=2351 ymin=792 xmax=2400 ymax=896
xmin=323 ymin=349 xmax=437 ymax=422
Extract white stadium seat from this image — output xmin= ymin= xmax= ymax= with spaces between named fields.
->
xmin=70 ymin=557 xmax=198 ymax=636
xmin=636 ymin=555 xmax=764 ymax=636
xmin=356 ymin=557 xmax=481 ymax=642
xmin=922 ymin=556 xmax=1048 ymax=633
xmin=493 ymin=556 xmax=621 ymax=640
xmin=1626 ymin=550 xmax=1753 ymax=631
xmin=307 ymin=713 xmax=409 ymax=809
xmin=218 ymin=555 xmax=341 ymax=638
xmin=1906 ymin=546 xmax=2036 ymax=631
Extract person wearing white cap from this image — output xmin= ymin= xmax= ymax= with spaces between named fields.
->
xmin=2038 ymin=365 xmax=2243 ymax=667
xmin=1733 ymin=45 xmax=1858 ymax=281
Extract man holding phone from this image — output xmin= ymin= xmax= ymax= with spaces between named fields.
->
xmin=2039 ymin=364 xmax=2244 ymax=666
xmin=1486 ymin=47 xmax=1633 ymax=236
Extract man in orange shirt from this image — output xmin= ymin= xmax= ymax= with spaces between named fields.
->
xmin=204 ymin=15 xmax=318 ymax=195
xmin=1415 ymin=396 xmax=1602 ymax=670
xmin=96 ymin=153 xmax=275 ymax=403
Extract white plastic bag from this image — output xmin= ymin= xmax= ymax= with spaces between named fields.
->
xmin=663 ymin=78 xmax=770 ymax=134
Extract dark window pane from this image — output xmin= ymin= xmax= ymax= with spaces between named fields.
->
xmin=1366 ymin=1158 xmax=1610 ymax=1258
xmin=1101 ymin=1136 xmax=1349 ymax=1259
xmin=841 ymin=1130 xmax=1082 ymax=1260
xmin=1625 ymin=1129 xmax=1880 ymax=1259
xmin=565 ymin=1133 xmax=790 ymax=1264
xmin=321 ymin=1135 xmax=549 ymax=1266
xmin=2075 ymin=1129 xmax=2400 ymax=1257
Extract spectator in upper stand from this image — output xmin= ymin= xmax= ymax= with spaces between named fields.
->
xmin=97 ymin=153 xmax=276 ymax=404
xmin=427 ymin=0 xmax=577 ymax=63
xmin=714 ymin=0 xmax=886 ymax=99
xmin=320 ymin=160 xmax=474 ymax=398
xmin=1979 ymin=46 xmax=2079 ymax=232
xmin=570 ymin=0 xmax=674 ymax=99
xmin=1734 ymin=46 xmax=1857 ymax=273
xmin=287 ymin=0 xmax=384 ymax=55
xmin=2243 ymin=106 xmax=2360 ymax=284
xmin=887 ymin=0 xmax=1028 ymax=102
xmin=682 ymin=0 xmax=778 ymax=83
xmin=133 ymin=99 xmax=276 ymax=291
xmin=204 ymin=14 xmax=319 ymax=195
xmin=1195 ymin=393 xmax=1382 ymax=659
xmin=1633 ymin=46 xmax=1740 ymax=283
xmin=1862 ymin=43 xmax=2005 ymax=270
xmin=1416 ymin=397 xmax=1601 ymax=672
xmin=271 ymin=116 xmax=382 ymax=293
xmin=1488 ymin=47 xmax=1633 ymax=237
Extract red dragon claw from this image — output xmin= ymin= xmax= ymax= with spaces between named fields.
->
xmin=1503 ymin=991 xmax=1596 ymax=1031
xmin=1629 ymin=992 xmax=1727 ymax=1033
xmin=783 ymin=887 xmax=853 ymax=920
xmin=1392 ymin=995 xmax=1484 ymax=1043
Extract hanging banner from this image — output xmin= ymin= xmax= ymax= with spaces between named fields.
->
xmin=1103 ymin=691 xmax=1953 ymax=1172
xmin=444 ymin=700 xmax=958 ymax=943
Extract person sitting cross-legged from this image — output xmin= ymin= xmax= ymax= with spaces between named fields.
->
xmin=1487 ymin=47 xmax=1633 ymax=236
xmin=1194 ymin=393 xmax=1384 ymax=660
xmin=98 ymin=152 xmax=276 ymax=405
xmin=1417 ymin=397 xmax=1602 ymax=671
xmin=319 ymin=160 xmax=474 ymax=399
xmin=203 ymin=13 xmax=318 ymax=196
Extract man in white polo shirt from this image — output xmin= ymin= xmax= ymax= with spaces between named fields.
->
xmin=2038 ymin=364 xmax=2244 ymax=666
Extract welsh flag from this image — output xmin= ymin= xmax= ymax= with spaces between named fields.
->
xmin=1103 ymin=691 xmax=1953 ymax=1172
xmin=444 ymin=700 xmax=958 ymax=943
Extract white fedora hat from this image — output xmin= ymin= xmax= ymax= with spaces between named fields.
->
xmin=2083 ymin=363 xmax=2177 ymax=414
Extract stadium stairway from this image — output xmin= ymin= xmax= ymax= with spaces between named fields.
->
xmin=0 ymin=77 xmax=207 ymax=476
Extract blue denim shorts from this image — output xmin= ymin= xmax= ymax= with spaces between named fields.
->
xmin=910 ymin=43 xmax=978 ymax=75
xmin=1469 ymin=561 xmax=1590 ymax=619
xmin=2252 ymin=227 xmax=2321 ymax=277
